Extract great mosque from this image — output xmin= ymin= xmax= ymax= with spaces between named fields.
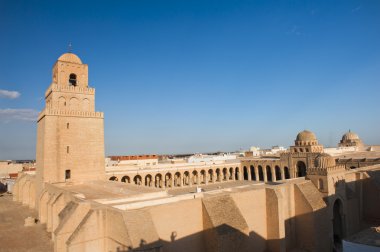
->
xmin=12 ymin=52 xmax=380 ymax=252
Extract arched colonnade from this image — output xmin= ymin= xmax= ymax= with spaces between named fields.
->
xmin=109 ymin=166 xmax=243 ymax=188
xmin=242 ymin=165 xmax=291 ymax=182
xmin=108 ymin=162 xmax=299 ymax=188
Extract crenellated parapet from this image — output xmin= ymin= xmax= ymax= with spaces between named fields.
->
xmin=45 ymin=84 xmax=95 ymax=98
xmin=37 ymin=108 xmax=103 ymax=121
xmin=307 ymin=165 xmax=346 ymax=176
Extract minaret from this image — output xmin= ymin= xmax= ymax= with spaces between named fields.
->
xmin=36 ymin=52 xmax=105 ymax=191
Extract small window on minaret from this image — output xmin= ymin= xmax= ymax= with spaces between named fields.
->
xmin=67 ymin=146 xmax=70 ymax=153
xmin=69 ymin=73 xmax=77 ymax=86
xmin=65 ymin=170 xmax=71 ymax=180
xmin=67 ymin=123 xmax=69 ymax=129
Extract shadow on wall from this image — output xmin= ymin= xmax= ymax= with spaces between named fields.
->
xmin=112 ymin=224 xmax=268 ymax=252
xmin=110 ymin=211 xmax=332 ymax=252
xmin=105 ymin=170 xmax=380 ymax=252
xmin=111 ymin=171 xmax=380 ymax=252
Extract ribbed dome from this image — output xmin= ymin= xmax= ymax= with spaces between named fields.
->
xmin=342 ymin=130 xmax=360 ymax=141
xmin=296 ymin=130 xmax=317 ymax=142
xmin=58 ymin=53 xmax=82 ymax=64
xmin=314 ymin=154 xmax=336 ymax=168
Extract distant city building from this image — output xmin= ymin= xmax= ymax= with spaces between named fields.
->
xmin=0 ymin=161 xmax=23 ymax=178
xmin=187 ymin=153 xmax=237 ymax=163
xmin=107 ymin=155 xmax=158 ymax=166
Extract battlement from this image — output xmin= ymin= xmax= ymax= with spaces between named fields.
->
xmin=45 ymin=84 xmax=95 ymax=97
xmin=37 ymin=108 xmax=103 ymax=121
xmin=307 ymin=165 xmax=346 ymax=175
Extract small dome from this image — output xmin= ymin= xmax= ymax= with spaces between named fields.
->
xmin=314 ymin=154 xmax=336 ymax=168
xmin=342 ymin=130 xmax=360 ymax=141
xmin=296 ymin=130 xmax=317 ymax=142
xmin=58 ymin=53 xmax=82 ymax=64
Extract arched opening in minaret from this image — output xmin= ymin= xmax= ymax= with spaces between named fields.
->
xmin=69 ymin=73 xmax=77 ymax=86
xmin=333 ymin=199 xmax=344 ymax=251
xmin=296 ymin=161 xmax=307 ymax=177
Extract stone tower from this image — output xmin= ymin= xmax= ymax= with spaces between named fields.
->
xmin=36 ymin=52 xmax=105 ymax=189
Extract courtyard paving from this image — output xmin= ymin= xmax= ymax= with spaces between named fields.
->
xmin=0 ymin=193 xmax=53 ymax=252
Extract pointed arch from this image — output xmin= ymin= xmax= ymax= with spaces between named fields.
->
xmin=250 ymin=165 xmax=256 ymax=180
xmin=145 ymin=174 xmax=152 ymax=187
xmin=121 ymin=176 xmax=130 ymax=183
xmin=266 ymin=165 xmax=272 ymax=182
xmin=275 ymin=165 xmax=281 ymax=181
xmin=296 ymin=161 xmax=307 ymax=177
xmin=243 ymin=166 xmax=248 ymax=180
xmin=258 ymin=166 xmax=264 ymax=181
xmin=284 ymin=166 xmax=290 ymax=179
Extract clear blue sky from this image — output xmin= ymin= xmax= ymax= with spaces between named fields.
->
xmin=1 ymin=0 xmax=380 ymax=159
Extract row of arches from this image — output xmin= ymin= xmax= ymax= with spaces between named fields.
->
xmin=242 ymin=160 xmax=307 ymax=182
xmin=109 ymin=161 xmax=310 ymax=188
xmin=242 ymin=165 xmax=291 ymax=182
xmin=109 ymin=167 xmax=242 ymax=188
xmin=56 ymin=96 xmax=90 ymax=111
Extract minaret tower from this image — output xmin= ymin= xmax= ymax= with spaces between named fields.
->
xmin=36 ymin=52 xmax=105 ymax=190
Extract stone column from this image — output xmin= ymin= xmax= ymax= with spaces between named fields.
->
xmin=161 ymin=179 xmax=165 ymax=189
xmin=264 ymin=167 xmax=268 ymax=182
xmin=170 ymin=176 xmax=174 ymax=188
xmin=247 ymin=167 xmax=251 ymax=181
xmin=271 ymin=166 xmax=276 ymax=182
xmin=254 ymin=166 xmax=259 ymax=181
xmin=179 ymin=174 xmax=183 ymax=187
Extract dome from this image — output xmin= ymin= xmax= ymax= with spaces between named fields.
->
xmin=341 ymin=130 xmax=360 ymax=141
xmin=57 ymin=53 xmax=82 ymax=64
xmin=296 ymin=130 xmax=317 ymax=142
xmin=314 ymin=154 xmax=336 ymax=168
